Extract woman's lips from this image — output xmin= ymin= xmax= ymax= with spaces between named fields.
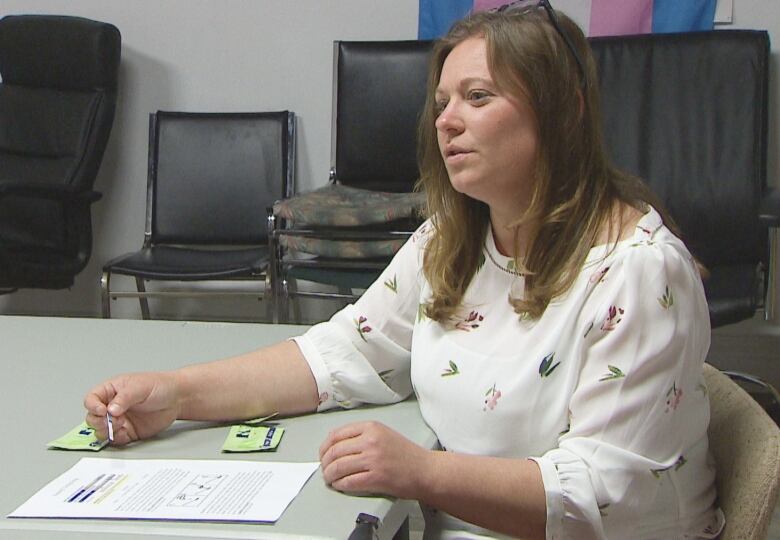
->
xmin=444 ymin=146 xmax=474 ymax=163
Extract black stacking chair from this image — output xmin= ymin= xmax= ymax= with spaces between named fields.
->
xmin=0 ymin=15 xmax=120 ymax=291
xmin=269 ymin=40 xmax=432 ymax=323
xmin=591 ymin=30 xmax=778 ymax=328
xmin=101 ymin=111 xmax=295 ymax=319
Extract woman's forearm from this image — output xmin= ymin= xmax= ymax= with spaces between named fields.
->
xmin=416 ymin=450 xmax=547 ymax=539
xmin=173 ymin=340 xmax=319 ymax=421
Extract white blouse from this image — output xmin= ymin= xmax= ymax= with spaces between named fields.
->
xmin=294 ymin=207 xmax=725 ymax=540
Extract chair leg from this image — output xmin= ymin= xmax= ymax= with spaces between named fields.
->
xmin=264 ymin=272 xmax=274 ymax=323
xmin=267 ymin=212 xmax=280 ymax=324
xmin=100 ymin=271 xmax=111 ymax=318
xmin=135 ymin=277 xmax=151 ymax=320
xmin=766 ymin=226 xmax=778 ymax=322
xmin=291 ymin=279 xmax=303 ymax=323
xmin=270 ymin=256 xmax=281 ymax=325
xmin=282 ymin=278 xmax=301 ymax=324
xmin=281 ymin=278 xmax=290 ymax=324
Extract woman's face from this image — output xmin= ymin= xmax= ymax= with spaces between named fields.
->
xmin=435 ymin=36 xmax=538 ymax=221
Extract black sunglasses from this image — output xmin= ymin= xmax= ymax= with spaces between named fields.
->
xmin=491 ymin=0 xmax=587 ymax=90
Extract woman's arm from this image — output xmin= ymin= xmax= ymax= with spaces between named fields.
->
xmin=319 ymin=421 xmax=547 ymax=539
xmin=84 ymin=340 xmax=318 ymax=444
xmin=420 ymin=449 xmax=547 ymax=539
xmin=175 ymin=340 xmax=318 ymax=420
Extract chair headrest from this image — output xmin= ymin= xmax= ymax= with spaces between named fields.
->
xmin=0 ymin=14 xmax=121 ymax=91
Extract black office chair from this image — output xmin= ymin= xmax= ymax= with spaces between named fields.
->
xmin=101 ymin=111 xmax=295 ymax=319
xmin=269 ymin=40 xmax=432 ymax=323
xmin=0 ymin=15 xmax=120 ymax=292
xmin=591 ymin=30 xmax=778 ymax=328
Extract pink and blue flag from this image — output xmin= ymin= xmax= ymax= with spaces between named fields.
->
xmin=418 ymin=0 xmax=717 ymax=39
xmin=589 ymin=0 xmax=717 ymax=36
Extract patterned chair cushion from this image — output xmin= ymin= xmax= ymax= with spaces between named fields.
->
xmin=278 ymin=234 xmax=406 ymax=259
xmin=273 ymin=184 xmax=426 ymax=227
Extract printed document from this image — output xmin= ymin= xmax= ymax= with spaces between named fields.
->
xmin=9 ymin=457 xmax=319 ymax=523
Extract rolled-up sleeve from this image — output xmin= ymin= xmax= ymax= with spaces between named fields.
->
xmin=530 ymin=240 xmax=711 ymax=540
xmin=293 ymin=221 xmax=430 ymax=411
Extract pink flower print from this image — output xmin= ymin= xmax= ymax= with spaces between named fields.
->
xmin=456 ymin=310 xmax=484 ymax=331
xmin=355 ymin=316 xmax=372 ymax=342
xmin=601 ymin=306 xmax=624 ymax=331
xmin=665 ymin=382 xmax=683 ymax=412
xmin=589 ymin=266 xmax=611 ymax=284
xmin=630 ymin=226 xmax=656 ymax=247
xmin=483 ymin=384 xmax=502 ymax=411
xmin=318 ymin=392 xmax=329 ymax=405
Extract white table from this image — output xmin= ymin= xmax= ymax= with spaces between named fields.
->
xmin=0 ymin=316 xmax=436 ymax=539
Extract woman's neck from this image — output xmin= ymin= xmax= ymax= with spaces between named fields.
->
xmin=490 ymin=212 xmax=532 ymax=258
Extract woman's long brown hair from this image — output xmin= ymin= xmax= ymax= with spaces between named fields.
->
xmin=417 ymin=8 xmax=677 ymax=321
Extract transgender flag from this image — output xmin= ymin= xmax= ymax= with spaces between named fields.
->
xmin=589 ymin=0 xmax=717 ymax=37
xmin=418 ymin=0 xmax=717 ymax=39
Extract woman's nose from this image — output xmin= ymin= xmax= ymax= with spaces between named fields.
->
xmin=435 ymin=102 xmax=464 ymax=134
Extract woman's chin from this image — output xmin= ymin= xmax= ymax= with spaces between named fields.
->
xmin=449 ymin=178 xmax=488 ymax=203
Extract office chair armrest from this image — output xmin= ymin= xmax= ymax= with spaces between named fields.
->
xmin=0 ymin=181 xmax=102 ymax=204
xmin=759 ymin=187 xmax=780 ymax=227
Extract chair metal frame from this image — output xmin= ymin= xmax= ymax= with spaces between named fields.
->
xmin=760 ymin=193 xmax=780 ymax=321
xmin=102 ymin=111 xmax=295 ymax=319
xmin=267 ymin=215 xmax=413 ymax=321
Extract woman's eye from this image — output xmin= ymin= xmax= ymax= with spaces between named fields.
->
xmin=434 ymin=99 xmax=448 ymax=116
xmin=467 ymin=90 xmax=490 ymax=103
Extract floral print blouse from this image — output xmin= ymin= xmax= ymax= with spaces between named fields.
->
xmin=293 ymin=207 xmax=724 ymax=540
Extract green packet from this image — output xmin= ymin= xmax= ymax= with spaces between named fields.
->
xmin=222 ymin=424 xmax=284 ymax=453
xmin=48 ymin=421 xmax=108 ymax=451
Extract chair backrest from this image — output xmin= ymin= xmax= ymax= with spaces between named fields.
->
xmin=331 ymin=40 xmax=433 ymax=193
xmin=147 ymin=111 xmax=295 ymax=246
xmin=0 ymin=15 xmax=120 ymax=279
xmin=591 ymin=31 xmax=769 ymax=275
xmin=0 ymin=14 xmax=120 ymax=190
xmin=703 ymin=363 xmax=780 ymax=540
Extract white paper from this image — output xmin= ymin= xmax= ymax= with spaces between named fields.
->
xmin=9 ymin=458 xmax=319 ymax=523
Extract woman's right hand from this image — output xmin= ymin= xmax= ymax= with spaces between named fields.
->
xmin=84 ymin=371 xmax=181 ymax=445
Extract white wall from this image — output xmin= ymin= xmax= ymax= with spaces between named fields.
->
xmin=1 ymin=0 xmax=778 ymax=323
xmin=0 ymin=0 xmax=420 ymax=321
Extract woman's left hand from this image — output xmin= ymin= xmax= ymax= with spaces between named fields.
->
xmin=319 ymin=421 xmax=429 ymax=498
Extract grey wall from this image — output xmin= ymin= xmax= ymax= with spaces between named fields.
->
xmin=1 ymin=0 xmax=778 ymax=323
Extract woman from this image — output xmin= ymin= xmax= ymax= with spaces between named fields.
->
xmin=84 ymin=5 xmax=724 ymax=539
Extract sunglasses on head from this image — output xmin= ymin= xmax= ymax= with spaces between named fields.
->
xmin=490 ymin=0 xmax=587 ymax=90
